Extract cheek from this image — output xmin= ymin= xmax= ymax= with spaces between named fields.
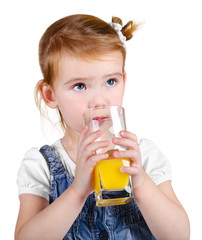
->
xmin=59 ymin=102 xmax=85 ymax=132
xmin=111 ymin=87 xmax=125 ymax=105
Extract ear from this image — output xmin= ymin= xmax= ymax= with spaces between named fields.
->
xmin=123 ymin=72 xmax=127 ymax=88
xmin=40 ymin=82 xmax=58 ymax=109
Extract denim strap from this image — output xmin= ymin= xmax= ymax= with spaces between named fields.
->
xmin=40 ymin=145 xmax=66 ymax=176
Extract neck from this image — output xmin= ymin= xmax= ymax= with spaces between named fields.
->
xmin=61 ymin=130 xmax=79 ymax=163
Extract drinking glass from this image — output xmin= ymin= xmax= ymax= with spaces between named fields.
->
xmin=83 ymin=106 xmax=133 ymax=207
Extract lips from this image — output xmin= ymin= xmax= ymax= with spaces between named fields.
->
xmin=92 ymin=116 xmax=108 ymax=125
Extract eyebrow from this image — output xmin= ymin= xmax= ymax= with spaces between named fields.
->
xmin=64 ymin=72 xmax=123 ymax=85
xmin=104 ymin=72 xmax=123 ymax=78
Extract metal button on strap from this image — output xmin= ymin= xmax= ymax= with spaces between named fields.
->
xmin=99 ymin=230 xmax=108 ymax=240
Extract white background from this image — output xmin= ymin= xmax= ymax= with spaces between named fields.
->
xmin=0 ymin=0 xmax=201 ymax=239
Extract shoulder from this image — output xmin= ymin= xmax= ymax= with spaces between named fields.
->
xmin=19 ymin=147 xmax=50 ymax=177
xmin=139 ymin=138 xmax=167 ymax=160
xmin=23 ymin=147 xmax=46 ymax=161
xmin=139 ymin=138 xmax=163 ymax=161
xmin=139 ymin=138 xmax=172 ymax=185
xmin=17 ymin=147 xmax=50 ymax=201
xmin=139 ymin=138 xmax=156 ymax=154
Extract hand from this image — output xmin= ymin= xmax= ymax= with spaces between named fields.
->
xmin=112 ymin=130 xmax=146 ymax=189
xmin=72 ymin=126 xmax=109 ymax=198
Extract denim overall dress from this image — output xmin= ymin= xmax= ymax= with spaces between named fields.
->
xmin=40 ymin=145 xmax=156 ymax=240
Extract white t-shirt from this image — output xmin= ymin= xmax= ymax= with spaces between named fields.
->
xmin=17 ymin=138 xmax=172 ymax=202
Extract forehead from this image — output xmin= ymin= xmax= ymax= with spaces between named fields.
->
xmin=58 ymin=51 xmax=124 ymax=77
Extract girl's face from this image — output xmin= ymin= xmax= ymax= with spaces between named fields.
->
xmin=51 ymin=51 xmax=126 ymax=135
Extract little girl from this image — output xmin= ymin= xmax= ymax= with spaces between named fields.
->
xmin=15 ymin=14 xmax=190 ymax=240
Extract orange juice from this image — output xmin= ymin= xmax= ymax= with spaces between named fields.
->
xmin=93 ymin=151 xmax=131 ymax=193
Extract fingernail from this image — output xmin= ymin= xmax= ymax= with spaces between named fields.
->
xmin=120 ymin=166 xmax=125 ymax=172
xmin=113 ymin=137 xmax=119 ymax=143
xmin=120 ymin=130 xmax=125 ymax=136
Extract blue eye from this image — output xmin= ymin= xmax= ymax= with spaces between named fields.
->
xmin=106 ymin=79 xmax=116 ymax=87
xmin=73 ymin=83 xmax=86 ymax=91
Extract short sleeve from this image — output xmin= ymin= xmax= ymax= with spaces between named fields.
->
xmin=17 ymin=147 xmax=50 ymax=201
xmin=139 ymin=139 xmax=172 ymax=185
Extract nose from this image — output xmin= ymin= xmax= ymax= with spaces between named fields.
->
xmin=88 ymin=90 xmax=108 ymax=109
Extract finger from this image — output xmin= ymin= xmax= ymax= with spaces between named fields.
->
xmin=120 ymin=131 xmax=138 ymax=143
xmin=113 ymin=149 xmax=140 ymax=163
xmin=120 ymin=166 xmax=138 ymax=175
xmin=85 ymin=140 xmax=110 ymax=157
xmin=80 ymin=129 xmax=102 ymax=149
xmin=87 ymin=153 xmax=109 ymax=169
xmin=113 ymin=150 xmax=142 ymax=166
xmin=78 ymin=125 xmax=89 ymax=146
xmin=112 ymin=137 xmax=139 ymax=150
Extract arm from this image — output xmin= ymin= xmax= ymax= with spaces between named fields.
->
xmin=15 ymin=187 xmax=86 ymax=240
xmin=15 ymin=126 xmax=110 ymax=240
xmin=113 ymin=131 xmax=190 ymax=240
xmin=134 ymin=176 xmax=190 ymax=240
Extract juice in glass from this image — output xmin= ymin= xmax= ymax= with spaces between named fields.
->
xmin=93 ymin=150 xmax=133 ymax=207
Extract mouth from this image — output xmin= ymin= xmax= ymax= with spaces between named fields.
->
xmin=92 ymin=116 xmax=108 ymax=125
